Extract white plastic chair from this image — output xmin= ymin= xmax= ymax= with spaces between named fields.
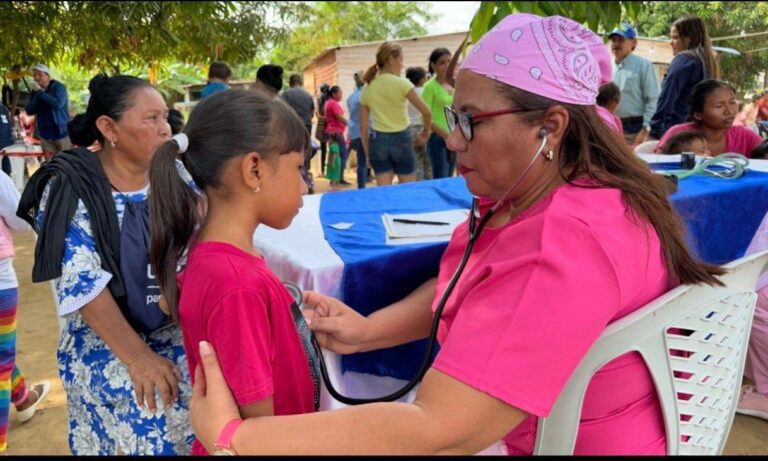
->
xmin=533 ymin=250 xmax=768 ymax=455
xmin=634 ymin=140 xmax=659 ymax=154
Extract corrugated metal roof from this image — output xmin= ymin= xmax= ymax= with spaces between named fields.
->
xmin=304 ymin=30 xmax=469 ymax=71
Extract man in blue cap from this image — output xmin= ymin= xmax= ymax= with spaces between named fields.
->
xmin=25 ymin=63 xmax=71 ymax=155
xmin=608 ymin=23 xmax=659 ymax=146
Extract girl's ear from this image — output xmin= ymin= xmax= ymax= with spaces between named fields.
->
xmin=241 ymin=151 xmax=263 ymax=192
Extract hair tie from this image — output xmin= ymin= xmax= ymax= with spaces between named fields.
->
xmin=172 ymin=133 xmax=189 ymax=154
xmin=175 ymin=158 xmax=202 ymax=195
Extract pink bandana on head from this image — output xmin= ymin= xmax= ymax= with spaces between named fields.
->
xmin=461 ymin=13 xmax=612 ymax=106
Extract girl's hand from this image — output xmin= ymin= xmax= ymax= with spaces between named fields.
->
xmin=191 ymin=341 xmax=242 ymax=454
xmin=302 ymin=290 xmax=372 ymax=354
xmin=126 ymin=349 xmax=182 ymax=412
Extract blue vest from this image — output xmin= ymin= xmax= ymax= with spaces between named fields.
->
xmin=118 ymin=198 xmax=170 ymax=335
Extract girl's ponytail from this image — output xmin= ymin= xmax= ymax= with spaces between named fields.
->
xmin=362 ymin=64 xmax=378 ymax=85
xmin=149 ymin=90 xmax=308 ymax=323
xmin=149 ymin=137 xmax=201 ymax=322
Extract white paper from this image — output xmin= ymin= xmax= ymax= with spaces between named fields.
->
xmin=382 ymin=209 xmax=469 ymax=245
xmin=329 ymin=222 xmax=354 ymax=230
xmin=748 ymin=159 xmax=768 ymax=173
xmin=638 ymin=153 xmax=707 ymax=165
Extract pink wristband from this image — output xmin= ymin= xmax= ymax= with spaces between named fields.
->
xmin=214 ymin=418 xmax=243 ymax=452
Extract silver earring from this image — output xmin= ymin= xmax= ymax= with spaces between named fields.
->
xmin=254 ymin=186 xmax=261 ymax=193
xmin=544 ymin=149 xmax=554 ymax=161
xmin=110 ymin=138 xmax=116 ymax=149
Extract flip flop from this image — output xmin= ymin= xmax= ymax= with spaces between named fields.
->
xmin=17 ymin=380 xmax=51 ymax=423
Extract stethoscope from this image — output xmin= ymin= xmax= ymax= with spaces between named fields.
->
xmin=309 ymin=129 xmax=550 ymax=405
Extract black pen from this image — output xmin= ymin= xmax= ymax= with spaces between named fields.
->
xmin=392 ymin=218 xmax=450 ymax=226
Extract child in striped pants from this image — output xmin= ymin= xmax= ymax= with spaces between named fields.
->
xmin=0 ymin=171 xmax=50 ymax=452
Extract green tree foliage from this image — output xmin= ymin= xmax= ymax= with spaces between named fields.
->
xmin=469 ymin=2 xmax=644 ymax=44
xmin=270 ymin=1 xmax=435 ymax=75
xmin=0 ymin=1 xmax=310 ymax=72
xmin=635 ymin=1 xmax=768 ymax=93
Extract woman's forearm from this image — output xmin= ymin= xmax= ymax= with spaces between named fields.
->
xmin=223 ymin=366 xmax=523 ymax=455
xmin=79 ymin=289 xmax=151 ymax=364
xmin=231 ymin=401 xmax=440 ymax=455
xmin=362 ymin=278 xmax=436 ymax=352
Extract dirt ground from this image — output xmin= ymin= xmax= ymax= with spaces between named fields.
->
xmin=5 ymin=166 xmax=768 ymax=454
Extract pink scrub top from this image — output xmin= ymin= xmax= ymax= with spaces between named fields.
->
xmin=432 ymin=181 xmax=670 ymax=455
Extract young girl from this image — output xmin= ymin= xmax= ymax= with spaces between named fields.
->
xmin=148 ymin=90 xmax=318 ymax=455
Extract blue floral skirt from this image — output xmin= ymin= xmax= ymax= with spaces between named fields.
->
xmin=57 ymin=313 xmax=193 ymax=455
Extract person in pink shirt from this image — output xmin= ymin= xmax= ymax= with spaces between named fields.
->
xmin=596 ymin=81 xmax=625 ymax=139
xmin=324 ymin=86 xmax=350 ymax=186
xmin=187 ymin=13 xmax=726 ymax=455
xmin=148 ymin=90 xmax=318 ymax=455
xmin=655 ymin=80 xmax=763 ymax=157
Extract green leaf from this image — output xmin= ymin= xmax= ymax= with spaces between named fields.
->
xmin=489 ymin=2 xmax=512 ymax=31
xmin=470 ymin=1 xmax=496 ymax=43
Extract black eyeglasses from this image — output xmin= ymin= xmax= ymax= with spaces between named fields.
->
xmin=444 ymin=106 xmax=532 ymax=141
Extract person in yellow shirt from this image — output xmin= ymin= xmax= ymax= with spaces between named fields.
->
xmin=359 ymin=42 xmax=432 ymax=186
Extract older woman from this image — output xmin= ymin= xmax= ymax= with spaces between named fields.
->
xmin=17 ymin=74 xmax=193 ymax=455
xmin=188 ymin=13 xmax=723 ymax=455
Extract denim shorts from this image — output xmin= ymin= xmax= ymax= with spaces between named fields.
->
xmin=369 ymin=129 xmax=415 ymax=176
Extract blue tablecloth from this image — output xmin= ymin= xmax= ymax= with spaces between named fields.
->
xmin=319 ymin=172 xmax=768 ymax=380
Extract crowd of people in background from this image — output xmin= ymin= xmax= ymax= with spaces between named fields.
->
xmin=0 ymin=9 xmax=767 ymax=456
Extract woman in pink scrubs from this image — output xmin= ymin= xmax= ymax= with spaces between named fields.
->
xmin=187 ymin=13 xmax=726 ymax=455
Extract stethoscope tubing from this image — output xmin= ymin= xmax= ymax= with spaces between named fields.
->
xmin=311 ymin=135 xmax=549 ymax=404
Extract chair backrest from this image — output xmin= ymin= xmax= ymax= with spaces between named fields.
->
xmin=634 ymin=140 xmax=660 ymax=154
xmin=533 ymin=250 xmax=768 ymax=455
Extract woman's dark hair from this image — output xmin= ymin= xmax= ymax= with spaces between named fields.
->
xmin=496 ymin=82 xmax=725 ymax=286
xmin=256 ymin=64 xmax=284 ymax=93
xmin=167 ymin=109 xmax=184 ymax=135
xmin=750 ymin=139 xmax=768 ymax=160
xmin=208 ymin=61 xmax=232 ymax=81
xmin=663 ymin=130 xmax=707 ymax=155
xmin=405 ymin=67 xmax=427 ymax=86
xmin=317 ymin=83 xmax=331 ymax=116
xmin=428 ymin=47 xmax=451 ymax=75
xmin=596 ymin=82 xmax=621 ymax=108
xmin=149 ymin=90 xmax=308 ymax=321
xmin=67 ymin=73 xmax=153 ymax=146
xmin=687 ymin=79 xmax=736 ymax=122
xmin=289 ymin=74 xmax=303 ymax=87
xmin=329 ymin=85 xmax=342 ymax=97
xmin=673 ymin=15 xmax=720 ymax=80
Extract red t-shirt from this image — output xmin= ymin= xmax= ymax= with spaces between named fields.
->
xmin=178 ymin=241 xmax=315 ymax=455
xmin=324 ymin=98 xmax=347 ymax=134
